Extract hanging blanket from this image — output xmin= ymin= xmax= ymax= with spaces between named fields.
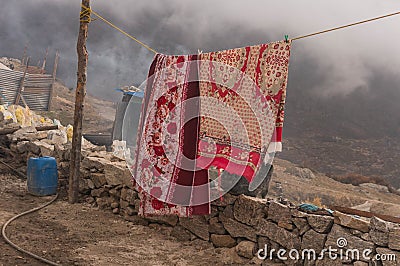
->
xmin=197 ymin=41 xmax=292 ymax=181
xmin=133 ymin=54 xmax=210 ymax=217
xmin=133 ymin=41 xmax=291 ymax=216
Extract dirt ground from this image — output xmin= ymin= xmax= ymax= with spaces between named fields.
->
xmin=0 ymin=166 xmax=226 ymax=266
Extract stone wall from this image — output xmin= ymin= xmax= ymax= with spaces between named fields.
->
xmin=1 ymin=124 xmax=399 ymax=265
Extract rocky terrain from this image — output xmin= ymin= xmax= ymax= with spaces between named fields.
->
xmin=1 ymin=111 xmax=399 ymax=265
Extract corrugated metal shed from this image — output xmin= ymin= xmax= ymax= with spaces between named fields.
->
xmin=0 ymin=68 xmax=54 ymax=111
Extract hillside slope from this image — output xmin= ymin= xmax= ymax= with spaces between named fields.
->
xmin=41 ymin=80 xmax=116 ymax=134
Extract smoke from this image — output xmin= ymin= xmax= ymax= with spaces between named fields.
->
xmin=0 ymin=0 xmax=400 ymax=102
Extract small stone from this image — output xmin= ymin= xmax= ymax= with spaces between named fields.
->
xmin=210 ymin=234 xmax=236 ymax=248
xmin=120 ymin=187 xmax=128 ymax=201
xmin=307 ymin=214 xmax=334 ymax=233
xmin=79 ymin=178 xmax=90 ymax=194
xmin=235 ymin=240 xmax=256 ymax=259
xmin=82 ymin=156 xmax=108 ymax=172
xmin=170 ymin=226 xmax=192 ymax=241
xmin=370 ymin=216 xmax=390 ymax=232
xmin=119 ymin=199 xmax=129 ymax=210
xmin=147 ymin=215 xmax=179 ymax=227
xmin=219 ymin=205 xmax=234 ymax=221
xmin=133 ymin=199 xmax=140 ymax=213
xmin=91 ymin=173 xmax=107 ymax=188
xmin=179 ymin=216 xmax=209 ymax=241
xmin=126 ymin=189 xmax=138 ymax=205
xmin=47 ymin=130 xmax=68 ymax=144
xmin=277 ymin=220 xmax=295 ymax=230
xmin=85 ymin=197 xmax=95 ymax=204
xmin=96 ymin=197 xmax=110 ymax=209
xmin=360 ymin=233 xmax=370 ymax=241
xmin=257 ymin=236 xmax=270 ymax=251
xmin=16 ymin=141 xmax=29 ymax=153
xmin=208 ymin=217 xmax=226 ymax=235
xmin=33 ymin=140 xmax=54 ymax=157
xmin=370 ymin=229 xmax=389 ymax=247
xmin=222 ymin=217 xmax=257 ymax=242
xmin=125 ymin=207 xmax=136 ymax=216
xmin=87 ymin=179 xmax=95 ymax=190
xmin=91 ymin=188 xmax=108 ymax=198
xmin=109 ymin=188 xmax=120 ymax=198
xmin=211 ymin=193 xmax=237 ymax=207
xmin=112 ymin=208 xmax=119 ymax=214
xmin=220 ymin=247 xmax=248 ymax=265
xmin=111 ymin=202 xmax=119 ymax=209
xmin=301 ymin=229 xmax=327 ymax=253
xmin=333 ymin=211 xmax=369 ymax=233
xmin=388 ymin=227 xmax=400 ymax=251
xmin=26 ymin=141 xmax=41 ymax=154
xmin=293 ymin=217 xmax=310 ymax=235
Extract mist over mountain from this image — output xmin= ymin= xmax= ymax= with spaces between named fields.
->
xmin=1 ymin=1 xmax=399 ymax=98
xmin=1 ymin=1 xmax=399 ymax=186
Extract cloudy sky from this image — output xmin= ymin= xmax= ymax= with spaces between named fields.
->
xmin=0 ymin=0 xmax=399 ymax=101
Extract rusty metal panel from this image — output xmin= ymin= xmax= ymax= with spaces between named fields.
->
xmin=0 ymin=68 xmax=54 ymax=111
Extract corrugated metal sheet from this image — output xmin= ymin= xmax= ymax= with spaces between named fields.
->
xmin=0 ymin=68 xmax=54 ymax=111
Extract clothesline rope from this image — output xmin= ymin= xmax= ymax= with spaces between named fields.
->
xmin=81 ymin=4 xmax=400 ymax=53
xmin=292 ymin=10 xmax=400 ymax=41
xmin=80 ymin=4 xmax=158 ymax=54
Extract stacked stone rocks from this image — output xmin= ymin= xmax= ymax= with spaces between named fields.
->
xmin=78 ymin=154 xmax=400 ymax=266
xmin=1 ymin=114 xmax=399 ymax=265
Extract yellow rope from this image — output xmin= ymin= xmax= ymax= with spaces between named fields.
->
xmin=292 ymin=11 xmax=400 ymax=41
xmin=79 ymin=7 xmax=92 ymax=23
xmin=80 ymin=4 xmax=400 ymax=54
xmin=80 ymin=4 xmax=157 ymax=54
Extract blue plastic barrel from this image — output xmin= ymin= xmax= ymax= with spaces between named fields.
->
xmin=27 ymin=157 xmax=58 ymax=196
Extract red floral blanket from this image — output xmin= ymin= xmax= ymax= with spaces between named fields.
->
xmin=134 ymin=41 xmax=291 ymax=216
xmin=133 ymin=54 xmax=209 ymax=217
xmin=197 ymin=41 xmax=292 ymax=181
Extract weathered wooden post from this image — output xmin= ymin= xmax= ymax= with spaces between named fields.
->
xmin=69 ymin=0 xmax=90 ymax=203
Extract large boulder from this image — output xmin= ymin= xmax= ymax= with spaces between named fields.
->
xmin=179 ymin=216 xmax=209 ymax=241
xmin=307 ymin=214 xmax=334 ymax=233
xmin=235 ymin=240 xmax=256 ymax=259
xmin=333 ymin=211 xmax=370 ymax=233
xmin=256 ymin=219 xmax=301 ymax=250
xmin=222 ymin=217 xmax=257 ymax=242
xmin=210 ymin=234 xmax=236 ymax=248
xmin=233 ymin=195 xmax=267 ymax=226
xmin=104 ymin=161 xmax=133 ymax=188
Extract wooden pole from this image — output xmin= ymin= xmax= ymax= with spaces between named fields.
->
xmin=15 ymin=57 xmax=30 ymax=105
xmin=69 ymin=0 xmax=90 ymax=203
xmin=42 ymin=47 xmax=49 ymax=73
xmin=48 ymin=51 xmax=59 ymax=111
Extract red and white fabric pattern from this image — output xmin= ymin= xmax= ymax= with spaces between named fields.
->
xmin=133 ymin=54 xmax=209 ymax=217
xmin=197 ymin=41 xmax=292 ymax=182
